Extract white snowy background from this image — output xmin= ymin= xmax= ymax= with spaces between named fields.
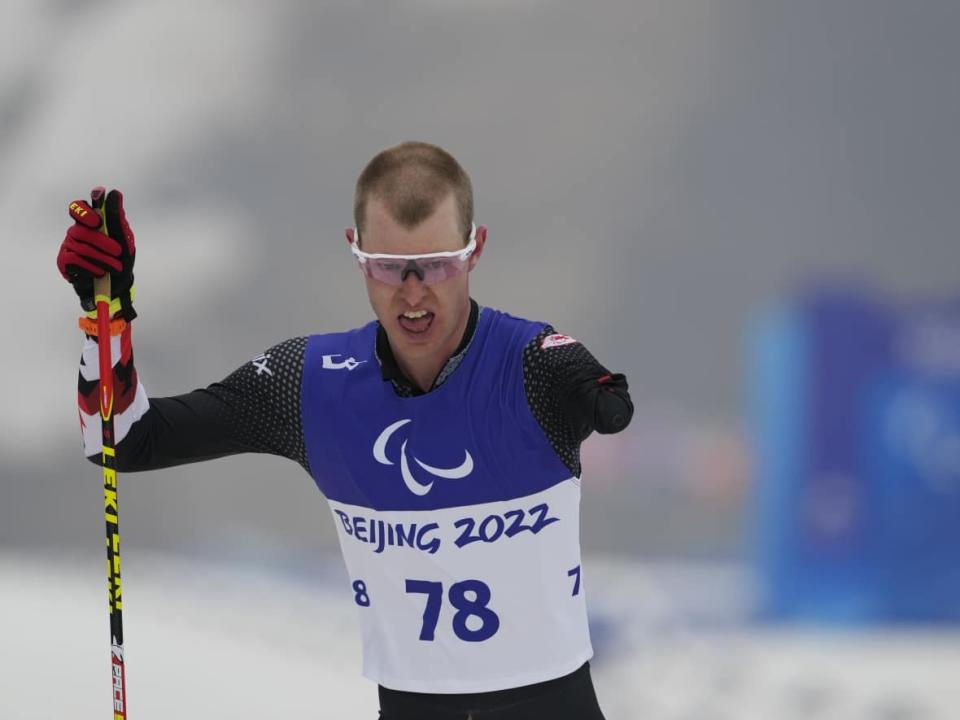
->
xmin=2 ymin=1 xmax=959 ymax=718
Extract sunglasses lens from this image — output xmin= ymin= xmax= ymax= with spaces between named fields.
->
xmin=361 ymin=257 xmax=467 ymax=286
xmin=419 ymin=258 xmax=465 ymax=284
xmin=368 ymin=259 xmax=406 ymax=284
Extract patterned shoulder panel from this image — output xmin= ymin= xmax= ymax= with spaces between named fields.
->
xmin=522 ymin=326 xmax=610 ymax=477
xmin=207 ymin=336 xmax=310 ymax=471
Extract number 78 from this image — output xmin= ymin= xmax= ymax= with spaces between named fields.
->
xmin=405 ymin=578 xmax=500 ymax=643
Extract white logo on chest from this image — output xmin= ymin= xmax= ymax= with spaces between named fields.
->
xmin=373 ymin=419 xmax=474 ymax=496
xmin=323 ymin=354 xmax=367 ymax=371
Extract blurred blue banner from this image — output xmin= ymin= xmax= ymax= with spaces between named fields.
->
xmin=752 ymin=286 xmax=960 ymax=622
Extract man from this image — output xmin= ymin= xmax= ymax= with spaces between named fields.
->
xmin=57 ymin=141 xmax=633 ymax=719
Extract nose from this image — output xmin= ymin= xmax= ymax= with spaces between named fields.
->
xmin=400 ymin=262 xmax=425 ymax=284
xmin=398 ymin=272 xmax=428 ymax=306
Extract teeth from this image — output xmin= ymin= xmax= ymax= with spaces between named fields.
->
xmin=403 ymin=310 xmax=429 ymax=319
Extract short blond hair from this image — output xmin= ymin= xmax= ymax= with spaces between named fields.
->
xmin=354 ymin=141 xmax=473 ymax=245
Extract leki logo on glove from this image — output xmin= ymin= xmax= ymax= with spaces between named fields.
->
xmin=69 ymin=201 xmax=90 ymax=219
xmin=373 ymin=419 xmax=474 ymax=496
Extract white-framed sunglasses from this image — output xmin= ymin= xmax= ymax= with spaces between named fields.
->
xmin=350 ymin=224 xmax=477 ymax=286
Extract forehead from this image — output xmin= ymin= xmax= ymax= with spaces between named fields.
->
xmin=361 ymin=195 xmax=461 ymax=255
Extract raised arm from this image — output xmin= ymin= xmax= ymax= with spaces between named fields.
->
xmin=59 ymin=188 xmax=310 ymax=474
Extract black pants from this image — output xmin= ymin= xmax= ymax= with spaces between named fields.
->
xmin=377 ymin=662 xmax=606 ymax=720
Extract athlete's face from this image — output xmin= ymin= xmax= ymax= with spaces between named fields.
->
xmin=350 ymin=194 xmax=486 ymax=375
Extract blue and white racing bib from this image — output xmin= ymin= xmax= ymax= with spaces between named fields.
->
xmin=301 ymin=310 xmax=592 ymax=693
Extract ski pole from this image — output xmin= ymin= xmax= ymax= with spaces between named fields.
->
xmin=91 ymin=187 xmax=128 ymax=720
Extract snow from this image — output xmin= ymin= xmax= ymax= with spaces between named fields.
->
xmin=1 ymin=552 xmax=957 ymax=719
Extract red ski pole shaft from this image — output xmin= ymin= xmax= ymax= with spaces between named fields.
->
xmin=91 ymin=187 xmax=128 ymax=720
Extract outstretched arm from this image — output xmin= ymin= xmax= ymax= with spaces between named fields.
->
xmin=78 ymin=334 xmax=310 ymax=473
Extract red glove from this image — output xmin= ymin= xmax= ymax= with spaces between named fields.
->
xmin=57 ymin=188 xmax=137 ymax=320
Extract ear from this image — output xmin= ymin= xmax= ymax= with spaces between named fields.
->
xmin=345 ymin=227 xmax=356 ymax=245
xmin=469 ymin=225 xmax=487 ymax=271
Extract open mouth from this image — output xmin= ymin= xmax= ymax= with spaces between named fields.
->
xmin=398 ymin=310 xmax=435 ymax=334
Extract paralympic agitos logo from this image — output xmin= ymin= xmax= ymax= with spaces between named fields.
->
xmin=373 ymin=419 xmax=474 ymax=495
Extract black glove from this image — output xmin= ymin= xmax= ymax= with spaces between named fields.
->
xmin=565 ymin=370 xmax=634 ymax=439
xmin=57 ymin=187 xmax=137 ymax=321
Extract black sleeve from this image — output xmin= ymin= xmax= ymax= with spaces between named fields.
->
xmin=522 ymin=327 xmax=634 ymax=476
xmin=90 ymin=337 xmax=310 ymax=474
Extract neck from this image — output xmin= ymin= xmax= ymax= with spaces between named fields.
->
xmin=397 ymin=356 xmax=445 ymax=394
xmin=394 ymin=299 xmax=472 ymax=393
